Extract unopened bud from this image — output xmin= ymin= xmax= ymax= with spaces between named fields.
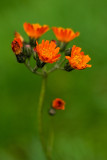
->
xmin=65 ymin=48 xmax=72 ymax=56
xmin=16 ymin=53 xmax=26 ymax=63
xmin=35 ymin=54 xmax=46 ymax=68
xmin=64 ymin=62 xmax=74 ymax=72
xmin=23 ymin=44 xmax=32 ymax=58
xmin=49 ymin=108 xmax=56 ymax=116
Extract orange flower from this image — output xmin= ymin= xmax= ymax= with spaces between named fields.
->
xmin=23 ymin=23 xmax=49 ymax=39
xmin=65 ymin=45 xmax=92 ymax=70
xmin=11 ymin=38 xmax=23 ymax=55
xmin=52 ymin=98 xmax=65 ymax=110
xmin=52 ymin=27 xmax=80 ymax=42
xmin=35 ymin=40 xmax=61 ymax=63
xmin=14 ymin=32 xmax=24 ymax=42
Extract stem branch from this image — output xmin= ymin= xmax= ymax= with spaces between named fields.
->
xmin=24 ymin=61 xmax=42 ymax=76
xmin=48 ymin=58 xmax=66 ymax=74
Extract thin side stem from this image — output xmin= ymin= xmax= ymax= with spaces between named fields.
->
xmin=48 ymin=58 xmax=66 ymax=74
xmin=24 ymin=61 xmax=34 ymax=72
xmin=59 ymin=57 xmax=66 ymax=66
xmin=24 ymin=61 xmax=42 ymax=76
xmin=47 ymin=64 xmax=58 ymax=74
xmin=33 ymin=65 xmax=38 ymax=72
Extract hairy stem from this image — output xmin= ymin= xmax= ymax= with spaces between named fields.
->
xmin=38 ymin=76 xmax=52 ymax=160
xmin=47 ymin=120 xmax=54 ymax=160
xmin=38 ymin=76 xmax=47 ymax=152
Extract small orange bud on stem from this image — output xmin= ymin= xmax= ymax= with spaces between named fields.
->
xmin=52 ymin=98 xmax=65 ymax=110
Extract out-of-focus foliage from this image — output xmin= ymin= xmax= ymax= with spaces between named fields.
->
xmin=0 ymin=0 xmax=107 ymax=159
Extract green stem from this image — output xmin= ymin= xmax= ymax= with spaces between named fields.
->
xmin=47 ymin=64 xmax=58 ymax=74
xmin=38 ymin=76 xmax=47 ymax=153
xmin=38 ymin=76 xmax=52 ymax=160
xmin=24 ymin=61 xmax=42 ymax=76
xmin=59 ymin=57 xmax=66 ymax=66
xmin=48 ymin=58 xmax=66 ymax=74
xmin=47 ymin=121 xmax=54 ymax=159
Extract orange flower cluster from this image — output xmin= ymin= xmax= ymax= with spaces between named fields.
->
xmin=52 ymin=27 xmax=80 ymax=42
xmin=52 ymin=98 xmax=65 ymax=110
xmin=11 ymin=32 xmax=23 ymax=55
xmin=35 ymin=40 xmax=61 ymax=63
xmin=65 ymin=45 xmax=92 ymax=70
xmin=11 ymin=23 xmax=91 ymax=70
xmin=23 ymin=23 xmax=49 ymax=39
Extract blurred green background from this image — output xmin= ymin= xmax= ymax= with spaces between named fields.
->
xmin=0 ymin=0 xmax=107 ymax=159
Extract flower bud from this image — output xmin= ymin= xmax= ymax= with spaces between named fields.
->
xmin=23 ymin=44 xmax=32 ymax=58
xmin=16 ymin=53 xmax=26 ymax=63
xmin=49 ymin=108 xmax=56 ymax=116
xmin=34 ymin=54 xmax=46 ymax=68
xmin=64 ymin=62 xmax=74 ymax=72
xmin=65 ymin=48 xmax=72 ymax=56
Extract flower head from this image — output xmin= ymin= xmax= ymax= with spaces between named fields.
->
xmin=11 ymin=32 xmax=23 ymax=55
xmin=23 ymin=23 xmax=49 ymax=39
xmin=52 ymin=98 xmax=65 ymax=110
xmin=52 ymin=27 xmax=80 ymax=42
xmin=35 ymin=40 xmax=61 ymax=63
xmin=11 ymin=38 xmax=23 ymax=55
xmin=14 ymin=32 xmax=24 ymax=42
xmin=65 ymin=45 xmax=92 ymax=70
